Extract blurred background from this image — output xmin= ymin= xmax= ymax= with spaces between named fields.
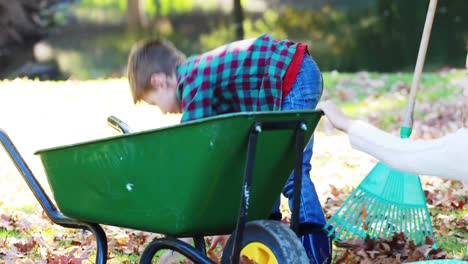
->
xmin=1 ymin=0 xmax=467 ymax=80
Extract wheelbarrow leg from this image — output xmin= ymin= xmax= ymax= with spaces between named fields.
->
xmin=229 ymin=122 xmax=261 ymax=264
xmin=290 ymin=122 xmax=306 ymax=235
xmin=0 ymin=129 xmax=108 ymax=264
xmin=193 ymin=235 xmax=207 ymax=256
xmin=227 ymin=120 xmax=308 ymax=263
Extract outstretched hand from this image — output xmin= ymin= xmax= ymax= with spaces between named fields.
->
xmin=205 ymin=235 xmax=230 ymax=262
xmin=208 ymin=235 xmax=229 ymax=252
xmin=317 ymin=100 xmax=353 ymax=132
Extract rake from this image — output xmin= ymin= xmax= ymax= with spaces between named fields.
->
xmin=324 ymin=0 xmax=438 ymax=245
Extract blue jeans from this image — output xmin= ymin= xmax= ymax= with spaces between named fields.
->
xmin=272 ymin=54 xmax=326 ymax=226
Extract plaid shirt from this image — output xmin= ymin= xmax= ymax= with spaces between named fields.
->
xmin=176 ymin=34 xmax=299 ymax=122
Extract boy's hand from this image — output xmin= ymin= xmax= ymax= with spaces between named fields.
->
xmin=206 ymin=235 xmax=230 ymax=263
xmin=317 ymin=100 xmax=353 ymax=132
xmin=208 ymin=235 xmax=230 ymax=251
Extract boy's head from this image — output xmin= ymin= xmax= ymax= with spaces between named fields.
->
xmin=127 ymin=39 xmax=185 ymax=112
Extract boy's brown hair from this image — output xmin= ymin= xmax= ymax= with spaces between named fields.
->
xmin=127 ymin=39 xmax=185 ymax=103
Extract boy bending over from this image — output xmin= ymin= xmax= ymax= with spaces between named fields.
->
xmin=127 ymin=34 xmax=331 ymax=263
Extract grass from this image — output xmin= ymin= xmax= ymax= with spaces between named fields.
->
xmin=320 ymin=70 xmax=464 ymax=133
xmin=322 ymin=71 xmax=460 ymax=101
xmin=431 ymin=206 xmax=468 ymax=259
xmin=437 ymin=234 xmax=468 ymax=259
xmin=0 ymin=229 xmax=23 ymax=240
xmin=16 ymin=204 xmax=38 ymax=215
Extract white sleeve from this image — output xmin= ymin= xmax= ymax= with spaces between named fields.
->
xmin=347 ymin=121 xmax=468 ymax=182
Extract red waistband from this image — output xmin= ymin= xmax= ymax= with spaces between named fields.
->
xmin=282 ymin=43 xmax=308 ymax=98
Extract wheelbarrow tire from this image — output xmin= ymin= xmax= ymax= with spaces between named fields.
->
xmin=221 ymin=220 xmax=308 ymax=264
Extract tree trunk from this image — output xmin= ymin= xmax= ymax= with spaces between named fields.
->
xmin=233 ymin=0 xmax=244 ymax=40
xmin=0 ymin=0 xmax=39 ymax=46
xmin=0 ymin=0 xmax=66 ymax=79
xmin=127 ymin=0 xmax=146 ymax=32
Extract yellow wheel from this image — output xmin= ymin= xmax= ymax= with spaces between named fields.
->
xmin=221 ymin=220 xmax=308 ymax=264
xmin=241 ymin=242 xmax=278 ymax=264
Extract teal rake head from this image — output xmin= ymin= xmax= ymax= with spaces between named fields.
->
xmin=325 ymin=162 xmax=434 ymax=245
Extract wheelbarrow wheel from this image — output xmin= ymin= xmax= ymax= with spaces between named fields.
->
xmin=221 ymin=220 xmax=308 ymax=264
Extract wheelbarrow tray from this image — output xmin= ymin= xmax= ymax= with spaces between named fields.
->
xmin=35 ymin=110 xmax=322 ymax=237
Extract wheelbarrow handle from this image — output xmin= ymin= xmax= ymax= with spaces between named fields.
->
xmin=107 ymin=115 xmax=132 ymax=134
xmin=0 ymin=128 xmax=108 ymax=264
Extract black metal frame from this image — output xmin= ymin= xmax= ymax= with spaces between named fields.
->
xmin=0 ymin=117 xmax=308 ymax=264
xmin=228 ymin=120 xmax=307 ymax=264
xmin=140 ymin=236 xmax=213 ymax=264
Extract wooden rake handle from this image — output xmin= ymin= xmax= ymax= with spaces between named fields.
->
xmin=402 ymin=0 xmax=438 ymax=136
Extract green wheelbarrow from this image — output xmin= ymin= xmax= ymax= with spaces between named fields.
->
xmin=0 ymin=110 xmax=325 ymax=263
